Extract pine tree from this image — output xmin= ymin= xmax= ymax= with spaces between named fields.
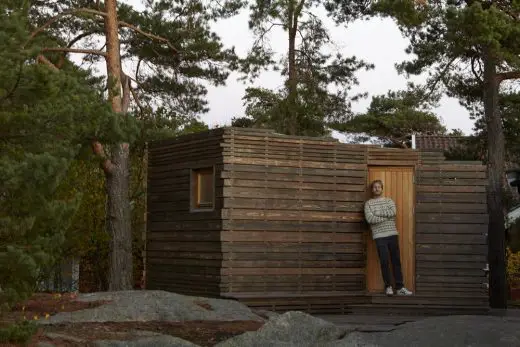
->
xmin=27 ymin=0 xmax=240 ymax=289
xmin=0 ymin=4 xmax=115 ymax=309
xmin=375 ymin=0 xmax=520 ymax=308
xmin=234 ymin=0 xmax=374 ymax=136
xmin=331 ymin=88 xmax=446 ymax=147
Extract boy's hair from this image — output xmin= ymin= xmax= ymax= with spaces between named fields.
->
xmin=370 ymin=179 xmax=384 ymax=190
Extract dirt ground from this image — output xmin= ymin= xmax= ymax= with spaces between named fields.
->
xmin=0 ymin=293 xmax=263 ymax=347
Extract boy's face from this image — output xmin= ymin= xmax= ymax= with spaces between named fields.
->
xmin=372 ymin=182 xmax=383 ymax=197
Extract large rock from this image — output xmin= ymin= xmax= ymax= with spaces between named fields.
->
xmin=329 ymin=315 xmax=520 ymax=347
xmin=40 ymin=291 xmax=263 ymax=324
xmin=216 ymin=311 xmax=352 ymax=347
xmin=93 ymin=334 xmax=200 ymax=347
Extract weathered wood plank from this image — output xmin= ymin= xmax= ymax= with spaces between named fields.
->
xmin=223 ymin=198 xmax=364 ymax=212
xmin=415 ymin=223 xmax=488 ymax=234
xmin=222 ymin=220 xmax=367 ymax=232
xmin=222 ymin=164 xmax=367 ymax=177
xmin=223 ymin=179 xmax=365 ymax=192
xmin=417 ymin=170 xmax=487 ymax=179
xmin=416 ymin=233 xmax=486 ymax=245
xmin=416 ymin=178 xmax=488 ymax=186
xmin=148 ymin=211 xmax=221 ymax=222
xmin=417 ymin=283 xmax=486 ymax=297
xmin=220 ymin=242 xmax=364 ymax=253
xmin=147 ymin=220 xmax=222 ymax=232
xmin=416 ymin=253 xmax=487 ymax=262
xmin=222 ymin=267 xmax=365 ymax=276
xmin=416 ymin=268 xmax=485 ymax=277
xmin=367 ymin=160 xmax=418 ymax=166
xmin=148 ymin=158 xmax=220 ymax=171
xmin=147 ymin=241 xmax=223 ymax=252
xmin=224 ymin=157 xmax=366 ymax=170
xmin=150 ymin=151 xmax=223 ymax=166
xmin=222 ymin=134 xmax=345 ymax=147
xmin=220 ymin=282 xmax=364 ymax=292
xmin=418 ymin=164 xmax=487 ymax=171
xmin=148 ymin=128 xmax=224 ymax=148
xmin=415 ymin=203 xmax=487 ymax=214
xmin=416 ymin=261 xmax=486 ymax=269
xmin=220 ymin=252 xmax=365 ymax=261
xmin=223 ymin=187 xmax=366 ymax=201
xmin=415 ymin=213 xmax=488 ymax=224
xmin=220 ymin=259 xmax=364 ymax=268
xmin=219 ymin=274 xmax=364 ymax=284
xmin=416 ymin=185 xmax=486 ymax=193
xmin=147 ymin=257 xmax=223 ymax=267
xmin=220 ymin=171 xmax=366 ymax=184
xmin=146 ymin=251 xmax=224 ymax=261
xmin=150 ymin=140 xmax=222 ymax=158
xmin=220 ymin=231 xmax=364 ymax=243
xmin=147 ymin=231 xmax=221 ymax=242
xmin=223 ymin=152 xmax=366 ymax=164
xmin=416 ymin=192 xmax=487 ymax=203
xmin=416 ymin=244 xmax=487 ymax=255
xmin=221 ymin=209 xmax=364 ymax=222
xmin=416 ymin=275 xmax=485 ymax=284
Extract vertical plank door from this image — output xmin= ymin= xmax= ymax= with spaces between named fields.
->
xmin=366 ymin=166 xmax=415 ymax=293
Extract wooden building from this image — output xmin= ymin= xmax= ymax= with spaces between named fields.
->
xmin=146 ymin=127 xmax=489 ymax=315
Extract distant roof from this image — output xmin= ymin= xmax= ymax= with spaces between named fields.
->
xmin=414 ymin=134 xmax=467 ymax=151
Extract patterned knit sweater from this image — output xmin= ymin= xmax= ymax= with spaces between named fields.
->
xmin=364 ymin=197 xmax=398 ymax=240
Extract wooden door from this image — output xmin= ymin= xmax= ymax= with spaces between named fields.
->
xmin=366 ymin=166 xmax=415 ymax=292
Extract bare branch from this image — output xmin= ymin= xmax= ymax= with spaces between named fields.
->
xmin=252 ymin=23 xmax=281 ymax=48
xmin=423 ymin=56 xmax=457 ymax=98
xmin=68 ymin=31 xmax=100 ymax=48
xmin=0 ymin=62 xmax=23 ymax=102
xmin=130 ymin=85 xmax=145 ymax=115
xmin=471 ymin=55 xmax=483 ymax=82
xmin=42 ymin=47 xmax=107 ymax=56
xmin=136 ymin=58 xmax=143 ymax=83
xmin=37 ymin=55 xmax=60 ymax=71
xmin=92 ymin=141 xmax=115 ymax=175
xmin=28 ymin=8 xmax=107 ymax=44
xmin=118 ymin=21 xmax=180 ymax=54
xmin=497 ymin=71 xmax=520 ymax=83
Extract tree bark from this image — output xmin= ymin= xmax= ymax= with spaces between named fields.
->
xmin=286 ymin=1 xmax=298 ymax=136
xmin=104 ymin=0 xmax=133 ymax=291
xmin=483 ymin=48 xmax=507 ymax=309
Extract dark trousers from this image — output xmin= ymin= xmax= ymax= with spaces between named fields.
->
xmin=375 ymin=235 xmax=404 ymax=290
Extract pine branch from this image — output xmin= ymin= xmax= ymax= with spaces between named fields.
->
xmin=28 ymin=8 xmax=107 ymax=44
xmin=36 ymin=54 xmax=115 ymax=175
xmin=118 ymin=21 xmax=180 ymax=54
xmin=42 ymin=47 xmax=107 ymax=56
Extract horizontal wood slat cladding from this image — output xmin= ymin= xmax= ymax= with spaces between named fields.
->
xmin=367 ymin=147 xmax=420 ymax=166
xmin=145 ymin=128 xmax=491 ymax=313
xmin=415 ymin=163 xmax=488 ymax=302
xmin=146 ymin=130 xmax=225 ymax=296
xmin=220 ymin=128 xmax=369 ymax=297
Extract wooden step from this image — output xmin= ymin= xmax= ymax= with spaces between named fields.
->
xmin=370 ymin=294 xmax=489 ymax=307
xmin=348 ymin=304 xmax=490 ymax=316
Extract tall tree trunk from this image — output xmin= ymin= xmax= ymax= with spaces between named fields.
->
xmin=483 ymin=48 xmax=507 ymax=309
xmin=104 ymin=0 xmax=133 ymax=291
xmin=287 ymin=3 xmax=298 ymax=136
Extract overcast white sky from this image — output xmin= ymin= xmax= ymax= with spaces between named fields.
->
xmin=124 ymin=0 xmax=475 ymax=135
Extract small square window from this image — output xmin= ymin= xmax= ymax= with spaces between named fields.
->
xmin=191 ymin=167 xmax=214 ymax=211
